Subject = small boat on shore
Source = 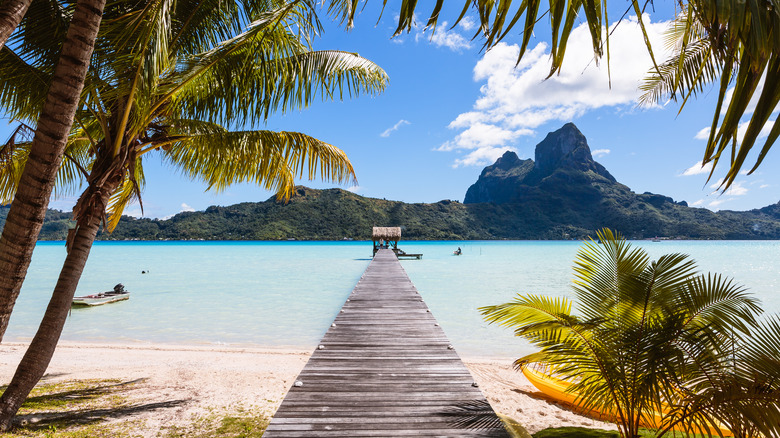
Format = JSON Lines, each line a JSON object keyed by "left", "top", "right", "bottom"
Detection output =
{"left": 72, "top": 284, "right": 130, "bottom": 307}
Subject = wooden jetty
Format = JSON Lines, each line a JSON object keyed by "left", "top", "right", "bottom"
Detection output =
{"left": 264, "top": 249, "right": 508, "bottom": 437}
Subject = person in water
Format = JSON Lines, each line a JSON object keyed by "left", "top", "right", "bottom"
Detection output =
{"left": 455, "top": 247, "right": 462, "bottom": 255}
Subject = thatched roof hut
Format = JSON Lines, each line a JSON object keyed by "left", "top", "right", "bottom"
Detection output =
{"left": 372, "top": 227, "right": 401, "bottom": 255}
{"left": 372, "top": 227, "right": 401, "bottom": 241}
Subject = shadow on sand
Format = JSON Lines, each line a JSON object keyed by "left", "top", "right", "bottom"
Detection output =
{"left": 6, "top": 378, "right": 188, "bottom": 431}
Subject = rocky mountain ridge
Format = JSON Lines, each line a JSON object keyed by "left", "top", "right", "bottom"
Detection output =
{"left": 5, "top": 123, "right": 780, "bottom": 240}
{"left": 466, "top": 123, "right": 620, "bottom": 204}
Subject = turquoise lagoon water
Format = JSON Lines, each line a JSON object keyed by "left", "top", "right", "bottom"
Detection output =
{"left": 6, "top": 240, "right": 780, "bottom": 358}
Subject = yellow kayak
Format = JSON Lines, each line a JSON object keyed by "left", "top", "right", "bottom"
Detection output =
{"left": 521, "top": 365, "right": 733, "bottom": 436}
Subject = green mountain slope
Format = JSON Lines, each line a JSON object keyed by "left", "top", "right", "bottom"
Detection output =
{"left": 3, "top": 184, "right": 778, "bottom": 241}
{"left": 3, "top": 123, "right": 780, "bottom": 241}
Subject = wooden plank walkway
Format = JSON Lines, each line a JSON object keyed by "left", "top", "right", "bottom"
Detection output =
{"left": 265, "top": 249, "right": 508, "bottom": 437}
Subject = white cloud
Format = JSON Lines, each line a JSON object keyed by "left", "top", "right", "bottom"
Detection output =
{"left": 591, "top": 149, "right": 610, "bottom": 157}
{"left": 380, "top": 119, "right": 411, "bottom": 137}
{"left": 708, "top": 179, "right": 748, "bottom": 196}
{"left": 440, "top": 15, "right": 672, "bottom": 166}
{"left": 681, "top": 161, "right": 713, "bottom": 176}
{"left": 438, "top": 123, "right": 532, "bottom": 152}
{"left": 454, "top": 146, "right": 516, "bottom": 168}
{"left": 709, "top": 199, "right": 727, "bottom": 208}
{"left": 417, "top": 21, "right": 472, "bottom": 51}
{"left": 690, "top": 199, "right": 704, "bottom": 206}
{"left": 761, "top": 184, "right": 770, "bottom": 189}
{"left": 346, "top": 185, "right": 361, "bottom": 193}
{"left": 723, "top": 182, "right": 748, "bottom": 196}
{"left": 458, "top": 16, "right": 477, "bottom": 31}
{"left": 694, "top": 127, "right": 710, "bottom": 140}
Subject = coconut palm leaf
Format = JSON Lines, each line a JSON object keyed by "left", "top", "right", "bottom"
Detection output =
{"left": 0, "top": 125, "right": 32, "bottom": 204}
{"left": 0, "top": 0, "right": 71, "bottom": 121}
{"left": 105, "top": 156, "right": 145, "bottom": 231}
{"left": 161, "top": 128, "right": 355, "bottom": 201}
{"left": 482, "top": 229, "right": 776, "bottom": 437}
{"left": 170, "top": 42, "right": 387, "bottom": 126}
{"left": 11, "top": 0, "right": 68, "bottom": 66}
{"left": 0, "top": 46, "right": 52, "bottom": 122}
{"left": 0, "top": 129, "right": 90, "bottom": 204}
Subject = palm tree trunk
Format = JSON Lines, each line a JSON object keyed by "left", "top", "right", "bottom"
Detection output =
{"left": 0, "top": 0, "right": 32, "bottom": 50}
{"left": 0, "top": 188, "right": 109, "bottom": 430}
{"left": 0, "top": 0, "right": 105, "bottom": 342}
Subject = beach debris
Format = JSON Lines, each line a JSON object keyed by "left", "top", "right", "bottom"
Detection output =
{"left": 293, "top": 380, "right": 303, "bottom": 387}
{"left": 331, "top": 323, "right": 337, "bottom": 327}
{"left": 318, "top": 345, "right": 325, "bottom": 350}
{"left": 472, "top": 382, "right": 479, "bottom": 387}
{"left": 447, "top": 345, "right": 454, "bottom": 350}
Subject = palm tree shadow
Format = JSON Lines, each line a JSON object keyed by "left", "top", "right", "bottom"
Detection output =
{"left": 15, "top": 399, "right": 189, "bottom": 430}
{"left": 440, "top": 400, "right": 511, "bottom": 436}
{"left": 511, "top": 388, "right": 606, "bottom": 422}
{"left": 10, "top": 378, "right": 189, "bottom": 431}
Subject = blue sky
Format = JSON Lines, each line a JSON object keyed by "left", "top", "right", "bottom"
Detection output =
{"left": 6, "top": 2, "right": 780, "bottom": 219}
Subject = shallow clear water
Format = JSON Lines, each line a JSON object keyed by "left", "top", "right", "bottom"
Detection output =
{"left": 6, "top": 240, "right": 780, "bottom": 358}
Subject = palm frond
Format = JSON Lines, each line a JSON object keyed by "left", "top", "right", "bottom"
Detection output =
{"left": 480, "top": 294, "right": 574, "bottom": 330}
{"left": 0, "top": 125, "right": 89, "bottom": 204}
{"left": 0, "top": 124, "right": 33, "bottom": 204}
{"left": 0, "top": 46, "right": 52, "bottom": 122}
{"left": 160, "top": 128, "right": 355, "bottom": 200}
{"left": 54, "top": 142, "right": 91, "bottom": 200}
{"left": 572, "top": 229, "right": 650, "bottom": 323}
{"left": 638, "top": 38, "right": 722, "bottom": 108}
{"left": 11, "top": 0, "right": 69, "bottom": 66}
{"left": 678, "top": 273, "right": 762, "bottom": 337}
{"left": 482, "top": 228, "right": 777, "bottom": 437}
{"left": 105, "top": 157, "right": 145, "bottom": 231}
{"left": 158, "top": 2, "right": 387, "bottom": 127}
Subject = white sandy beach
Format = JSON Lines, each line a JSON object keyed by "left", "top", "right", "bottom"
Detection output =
{"left": 0, "top": 342, "right": 615, "bottom": 436}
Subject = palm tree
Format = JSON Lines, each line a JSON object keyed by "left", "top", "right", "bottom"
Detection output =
{"left": 0, "top": 0, "right": 387, "bottom": 429}
{"left": 0, "top": 0, "right": 104, "bottom": 341}
{"left": 0, "top": 0, "right": 32, "bottom": 50}
{"left": 480, "top": 229, "right": 780, "bottom": 438}
{"left": 329, "top": 0, "right": 779, "bottom": 190}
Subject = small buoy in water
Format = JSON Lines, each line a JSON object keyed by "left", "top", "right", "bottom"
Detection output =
{"left": 141, "top": 270, "right": 146, "bottom": 274}
{"left": 331, "top": 323, "right": 337, "bottom": 327}
{"left": 293, "top": 380, "right": 303, "bottom": 387}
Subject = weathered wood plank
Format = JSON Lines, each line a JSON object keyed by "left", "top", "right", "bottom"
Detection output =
{"left": 264, "top": 249, "right": 509, "bottom": 437}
